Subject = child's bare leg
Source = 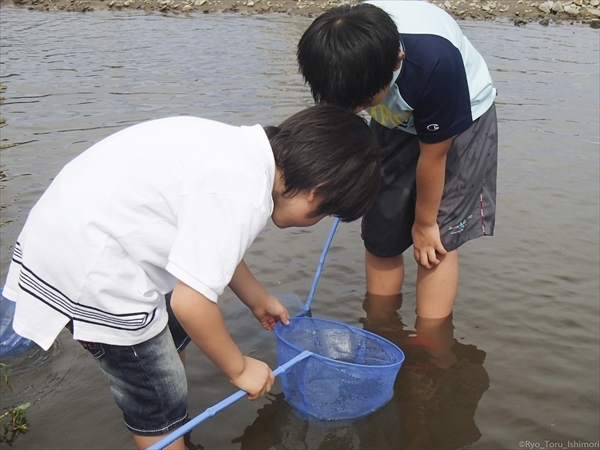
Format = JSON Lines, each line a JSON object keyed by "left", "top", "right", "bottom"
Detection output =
{"left": 362, "top": 292, "right": 403, "bottom": 321}
{"left": 365, "top": 250, "right": 405, "bottom": 296}
{"left": 414, "top": 314, "right": 457, "bottom": 368}
{"left": 134, "top": 434, "right": 185, "bottom": 450}
{"left": 415, "top": 249, "right": 458, "bottom": 319}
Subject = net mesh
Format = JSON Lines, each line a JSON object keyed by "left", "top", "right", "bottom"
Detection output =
{"left": 275, "top": 317, "right": 405, "bottom": 421}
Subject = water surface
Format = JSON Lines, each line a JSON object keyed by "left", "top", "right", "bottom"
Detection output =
{"left": 0, "top": 8, "right": 598, "bottom": 449}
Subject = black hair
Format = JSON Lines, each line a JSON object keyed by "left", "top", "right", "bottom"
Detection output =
{"left": 265, "top": 105, "right": 381, "bottom": 223}
{"left": 297, "top": 3, "right": 400, "bottom": 111}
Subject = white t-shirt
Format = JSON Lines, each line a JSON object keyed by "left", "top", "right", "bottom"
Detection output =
{"left": 3, "top": 116, "right": 275, "bottom": 350}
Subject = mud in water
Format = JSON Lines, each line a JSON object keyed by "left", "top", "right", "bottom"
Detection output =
{"left": 2, "top": 0, "right": 600, "bottom": 27}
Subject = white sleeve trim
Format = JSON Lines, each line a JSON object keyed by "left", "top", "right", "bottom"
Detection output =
{"left": 166, "top": 261, "right": 219, "bottom": 303}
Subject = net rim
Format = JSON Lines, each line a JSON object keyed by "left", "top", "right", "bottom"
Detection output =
{"left": 274, "top": 316, "right": 405, "bottom": 369}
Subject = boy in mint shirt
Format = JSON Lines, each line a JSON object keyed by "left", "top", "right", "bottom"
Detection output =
{"left": 298, "top": 1, "right": 498, "bottom": 320}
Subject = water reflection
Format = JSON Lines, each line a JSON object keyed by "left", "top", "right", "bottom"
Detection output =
{"left": 232, "top": 293, "right": 489, "bottom": 450}
{"left": 362, "top": 294, "right": 489, "bottom": 449}
{"left": 231, "top": 392, "right": 404, "bottom": 449}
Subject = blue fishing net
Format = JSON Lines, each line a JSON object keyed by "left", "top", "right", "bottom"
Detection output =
{"left": 274, "top": 317, "right": 404, "bottom": 421}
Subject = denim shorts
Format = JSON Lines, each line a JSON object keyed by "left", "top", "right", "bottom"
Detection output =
{"left": 361, "top": 104, "right": 498, "bottom": 256}
{"left": 75, "top": 293, "right": 192, "bottom": 436}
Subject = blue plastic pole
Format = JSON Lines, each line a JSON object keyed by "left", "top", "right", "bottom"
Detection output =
{"left": 300, "top": 216, "right": 340, "bottom": 316}
{"left": 147, "top": 350, "right": 312, "bottom": 450}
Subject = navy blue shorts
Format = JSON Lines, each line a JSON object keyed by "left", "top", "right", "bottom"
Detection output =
{"left": 75, "top": 293, "right": 192, "bottom": 436}
{"left": 361, "top": 104, "right": 498, "bottom": 257}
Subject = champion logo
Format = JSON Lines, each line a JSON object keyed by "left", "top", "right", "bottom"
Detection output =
{"left": 427, "top": 123, "right": 440, "bottom": 131}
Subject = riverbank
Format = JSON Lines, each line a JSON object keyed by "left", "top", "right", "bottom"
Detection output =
{"left": 2, "top": 0, "right": 600, "bottom": 27}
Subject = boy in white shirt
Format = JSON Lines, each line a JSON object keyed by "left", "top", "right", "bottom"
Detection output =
{"left": 2, "top": 105, "right": 381, "bottom": 449}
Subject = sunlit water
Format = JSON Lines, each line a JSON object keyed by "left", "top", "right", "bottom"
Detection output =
{"left": 0, "top": 7, "right": 598, "bottom": 449}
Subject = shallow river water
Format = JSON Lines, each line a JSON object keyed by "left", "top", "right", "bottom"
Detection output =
{"left": 0, "top": 7, "right": 598, "bottom": 450}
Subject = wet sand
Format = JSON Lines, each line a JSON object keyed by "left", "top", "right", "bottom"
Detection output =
{"left": 2, "top": 0, "right": 600, "bottom": 27}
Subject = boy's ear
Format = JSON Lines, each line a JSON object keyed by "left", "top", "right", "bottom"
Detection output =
{"left": 395, "top": 51, "right": 405, "bottom": 71}
{"left": 306, "top": 188, "right": 320, "bottom": 202}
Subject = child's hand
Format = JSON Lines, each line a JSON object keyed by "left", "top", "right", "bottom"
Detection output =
{"left": 411, "top": 223, "right": 447, "bottom": 269}
{"left": 229, "top": 260, "right": 290, "bottom": 330}
{"left": 229, "top": 356, "right": 275, "bottom": 400}
{"left": 251, "top": 295, "right": 290, "bottom": 331}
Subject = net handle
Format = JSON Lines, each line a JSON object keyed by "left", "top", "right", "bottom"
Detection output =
{"left": 299, "top": 217, "right": 340, "bottom": 316}
{"left": 147, "top": 350, "right": 312, "bottom": 450}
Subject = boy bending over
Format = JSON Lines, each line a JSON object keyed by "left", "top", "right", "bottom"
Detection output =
{"left": 298, "top": 1, "right": 498, "bottom": 319}
{"left": 2, "top": 105, "right": 381, "bottom": 449}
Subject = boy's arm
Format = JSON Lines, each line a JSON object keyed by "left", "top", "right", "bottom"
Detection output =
{"left": 413, "top": 137, "right": 453, "bottom": 269}
{"left": 228, "top": 260, "right": 290, "bottom": 331}
{"left": 170, "top": 280, "right": 274, "bottom": 399}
